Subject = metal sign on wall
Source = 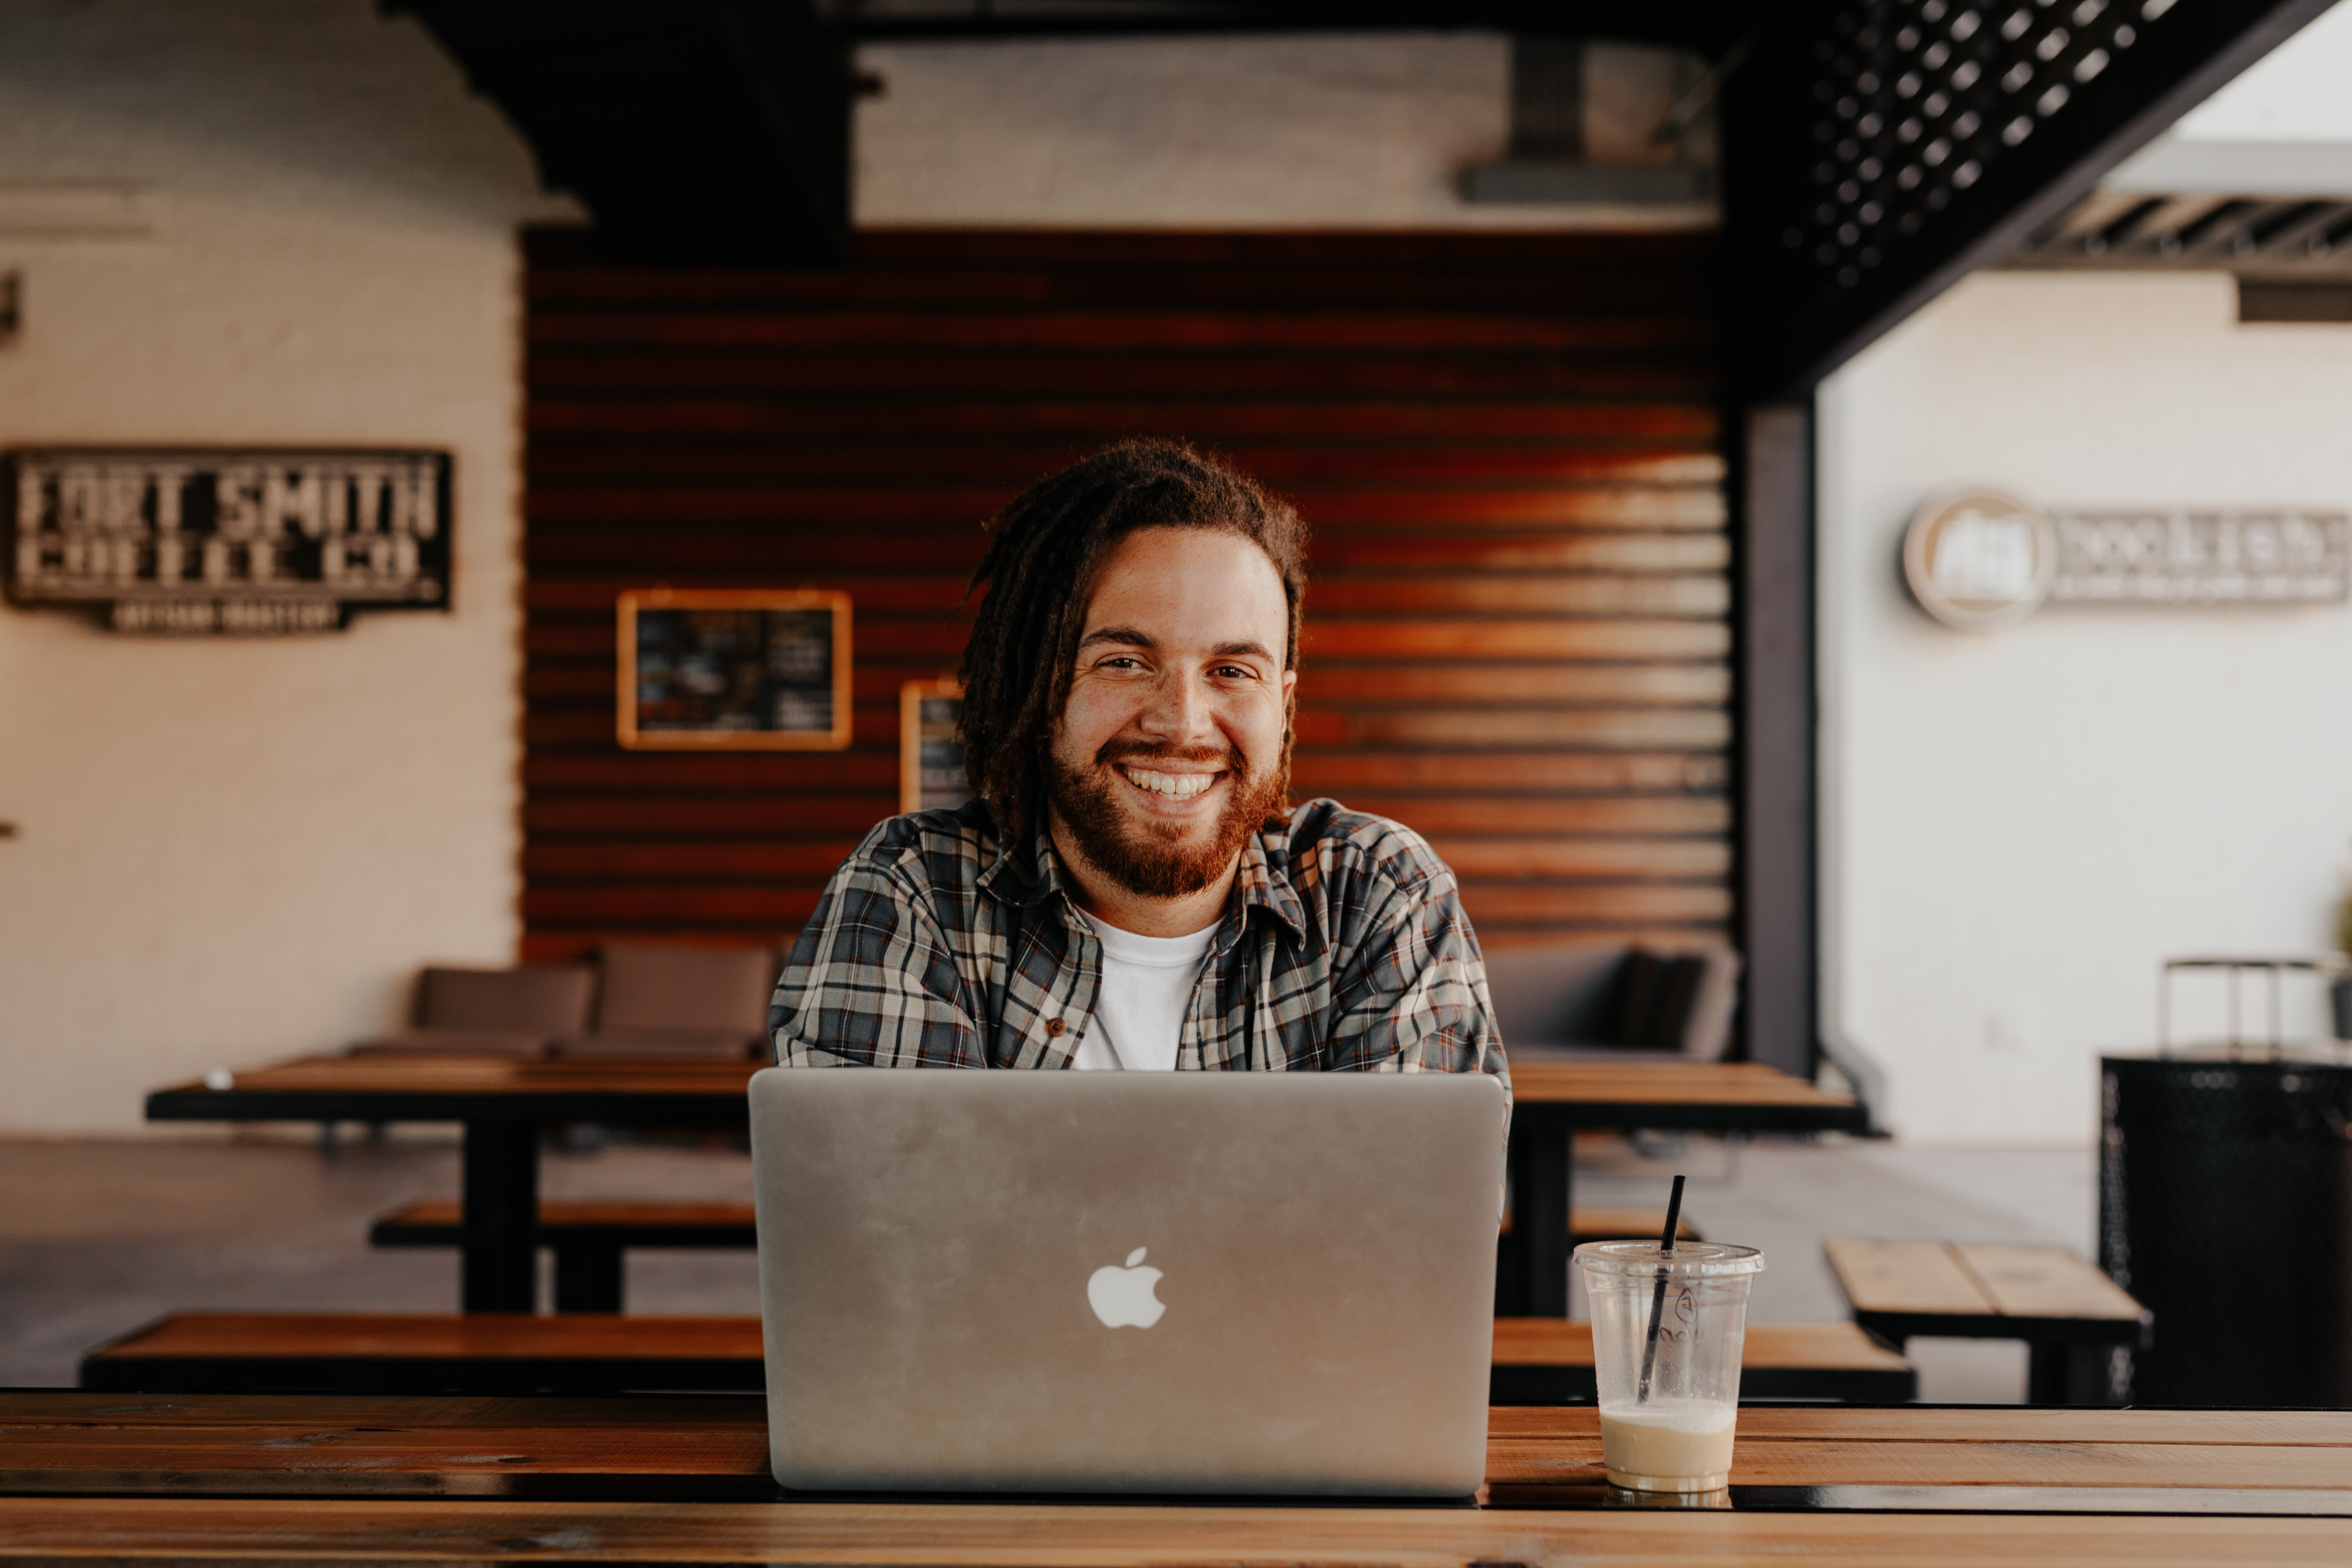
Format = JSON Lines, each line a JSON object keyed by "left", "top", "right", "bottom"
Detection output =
{"left": 1903, "top": 487, "right": 2351, "bottom": 632}
{"left": 4, "top": 448, "right": 452, "bottom": 634}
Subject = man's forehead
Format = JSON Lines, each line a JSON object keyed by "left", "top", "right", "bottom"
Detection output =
{"left": 1080, "top": 527, "right": 1287, "bottom": 643}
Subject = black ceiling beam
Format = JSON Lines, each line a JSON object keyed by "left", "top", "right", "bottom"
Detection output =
{"left": 818, "top": 2, "right": 1754, "bottom": 56}
{"left": 392, "top": 1, "right": 853, "bottom": 265}
{"left": 1725, "top": 0, "right": 2340, "bottom": 401}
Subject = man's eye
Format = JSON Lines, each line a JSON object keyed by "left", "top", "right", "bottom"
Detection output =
{"left": 1213, "top": 664, "right": 1256, "bottom": 680}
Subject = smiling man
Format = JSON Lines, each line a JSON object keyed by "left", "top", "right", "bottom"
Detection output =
{"left": 768, "top": 439, "right": 1505, "bottom": 1087}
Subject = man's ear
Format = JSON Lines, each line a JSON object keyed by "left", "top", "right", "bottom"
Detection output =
{"left": 1281, "top": 668, "right": 1298, "bottom": 704}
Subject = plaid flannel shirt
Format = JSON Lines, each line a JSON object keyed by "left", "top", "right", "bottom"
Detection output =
{"left": 768, "top": 796, "right": 1508, "bottom": 1097}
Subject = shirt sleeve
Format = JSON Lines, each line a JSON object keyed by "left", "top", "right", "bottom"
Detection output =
{"left": 1319, "top": 858, "right": 1511, "bottom": 1104}
{"left": 768, "top": 849, "right": 988, "bottom": 1068}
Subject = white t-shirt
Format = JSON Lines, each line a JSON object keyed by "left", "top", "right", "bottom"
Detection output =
{"left": 1069, "top": 911, "right": 1217, "bottom": 1072}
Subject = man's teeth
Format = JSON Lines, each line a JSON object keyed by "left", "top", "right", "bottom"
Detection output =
{"left": 1120, "top": 766, "right": 1216, "bottom": 800}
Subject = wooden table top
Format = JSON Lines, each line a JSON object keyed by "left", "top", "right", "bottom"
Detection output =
{"left": 6, "top": 1393, "right": 2349, "bottom": 1520}
{"left": 1, "top": 1495, "right": 2344, "bottom": 1566}
{"left": 158, "top": 1055, "right": 763, "bottom": 1098}
{"left": 1828, "top": 1239, "right": 2148, "bottom": 1322}
{"left": 145, "top": 1055, "right": 764, "bottom": 1126}
{"left": 149, "top": 1054, "right": 1856, "bottom": 1126}
{"left": 1510, "top": 1059, "right": 1853, "bottom": 1109}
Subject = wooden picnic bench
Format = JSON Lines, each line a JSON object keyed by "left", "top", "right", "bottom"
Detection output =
{"left": 1826, "top": 1239, "right": 2153, "bottom": 1405}
{"left": 82, "top": 1313, "right": 1909, "bottom": 1404}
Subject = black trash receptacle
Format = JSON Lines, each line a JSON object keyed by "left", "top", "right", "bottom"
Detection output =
{"left": 2100, "top": 1055, "right": 2352, "bottom": 1406}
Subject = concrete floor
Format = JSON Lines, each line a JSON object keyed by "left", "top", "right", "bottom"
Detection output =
{"left": 0, "top": 1130, "right": 2094, "bottom": 1400}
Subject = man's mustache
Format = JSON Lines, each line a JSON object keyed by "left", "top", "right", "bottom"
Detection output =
{"left": 1093, "top": 739, "right": 1244, "bottom": 773}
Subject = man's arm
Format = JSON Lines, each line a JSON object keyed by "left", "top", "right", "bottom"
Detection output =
{"left": 769, "top": 850, "right": 988, "bottom": 1068}
{"left": 1318, "top": 855, "right": 1509, "bottom": 1095}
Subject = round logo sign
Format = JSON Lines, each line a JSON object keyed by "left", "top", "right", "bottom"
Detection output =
{"left": 1901, "top": 486, "right": 2056, "bottom": 631}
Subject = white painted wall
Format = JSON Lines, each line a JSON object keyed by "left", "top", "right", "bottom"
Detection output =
{"left": 854, "top": 33, "right": 1713, "bottom": 230}
{"left": 2111, "top": 0, "right": 2352, "bottom": 191}
{"left": 1818, "top": 272, "right": 2352, "bottom": 1145}
{"left": 0, "top": 0, "right": 571, "bottom": 1130}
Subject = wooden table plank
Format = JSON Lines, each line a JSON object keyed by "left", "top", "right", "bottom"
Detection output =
{"left": 157, "top": 1056, "right": 761, "bottom": 1098}
{"left": 1512, "top": 1061, "right": 1855, "bottom": 1110}
{"left": 1826, "top": 1240, "right": 1997, "bottom": 1315}
{"left": 0, "top": 1496, "right": 2343, "bottom": 1565}
{"left": 1491, "top": 1319, "right": 1910, "bottom": 1373}
{"left": 1956, "top": 1245, "right": 2146, "bottom": 1322}
{"left": 0, "top": 1392, "right": 764, "bottom": 1428}
{"left": 90, "top": 1313, "right": 765, "bottom": 1362}
{"left": 1490, "top": 1406, "right": 2352, "bottom": 1446}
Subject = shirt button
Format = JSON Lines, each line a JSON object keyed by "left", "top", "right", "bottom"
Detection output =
{"left": 1046, "top": 1018, "right": 1065, "bottom": 1037}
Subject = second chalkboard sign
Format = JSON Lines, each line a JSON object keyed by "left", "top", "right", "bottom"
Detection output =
{"left": 616, "top": 589, "right": 852, "bottom": 750}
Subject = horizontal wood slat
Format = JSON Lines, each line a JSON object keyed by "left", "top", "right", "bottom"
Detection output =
{"left": 525, "top": 233, "right": 1729, "bottom": 954}
{"left": 528, "top": 310, "right": 1717, "bottom": 353}
{"left": 530, "top": 400, "right": 1722, "bottom": 443}
{"left": 526, "top": 486, "right": 1726, "bottom": 530}
{"left": 528, "top": 356, "right": 1715, "bottom": 399}
{"left": 528, "top": 446, "right": 1725, "bottom": 487}
{"left": 520, "top": 795, "right": 1733, "bottom": 840}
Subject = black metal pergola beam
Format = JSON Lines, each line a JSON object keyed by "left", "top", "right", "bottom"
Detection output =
{"left": 1724, "top": 0, "right": 2340, "bottom": 401}
{"left": 821, "top": 1, "right": 1750, "bottom": 53}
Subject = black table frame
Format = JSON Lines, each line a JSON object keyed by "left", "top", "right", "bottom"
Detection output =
{"left": 1498, "top": 1097, "right": 1867, "bottom": 1317}
{"left": 148, "top": 1081, "right": 752, "bottom": 1314}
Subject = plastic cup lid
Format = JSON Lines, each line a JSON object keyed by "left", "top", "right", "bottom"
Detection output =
{"left": 1572, "top": 1240, "right": 1765, "bottom": 1277}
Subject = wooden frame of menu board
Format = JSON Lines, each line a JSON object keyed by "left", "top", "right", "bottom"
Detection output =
{"left": 615, "top": 589, "right": 852, "bottom": 750}
{"left": 899, "top": 677, "right": 968, "bottom": 813}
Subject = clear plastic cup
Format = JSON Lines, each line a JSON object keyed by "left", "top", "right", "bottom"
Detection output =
{"left": 1573, "top": 1240, "right": 1766, "bottom": 1493}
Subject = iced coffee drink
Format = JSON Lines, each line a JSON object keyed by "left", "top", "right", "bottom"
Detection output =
{"left": 1573, "top": 1240, "right": 1765, "bottom": 1493}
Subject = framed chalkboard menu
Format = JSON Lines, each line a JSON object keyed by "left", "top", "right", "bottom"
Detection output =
{"left": 616, "top": 589, "right": 851, "bottom": 750}
{"left": 899, "top": 678, "right": 969, "bottom": 812}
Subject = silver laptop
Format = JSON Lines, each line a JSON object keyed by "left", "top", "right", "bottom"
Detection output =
{"left": 748, "top": 1068, "right": 1504, "bottom": 1496}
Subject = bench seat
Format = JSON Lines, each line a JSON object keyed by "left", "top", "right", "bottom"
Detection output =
{"left": 1491, "top": 1318, "right": 1915, "bottom": 1403}
{"left": 82, "top": 1313, "right": 767, "bottom": 1395}
{"left": 84, "top": 1313, "right": 1913, "bottom": 1403}
{"left": 371, "top": 1200, "right": 760, "bottom": 1314}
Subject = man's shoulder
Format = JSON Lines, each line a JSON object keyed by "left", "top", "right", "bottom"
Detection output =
{"left": 842, "top": 799, "right": 1003, "bottom": 892}
{"left": 1278, "top": 798, "right": 1454, "bottom": 899}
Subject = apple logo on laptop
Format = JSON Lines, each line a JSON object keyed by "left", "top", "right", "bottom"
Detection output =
{"left": 1087, "top": 1246, "right": 1166, "bottom": 1329}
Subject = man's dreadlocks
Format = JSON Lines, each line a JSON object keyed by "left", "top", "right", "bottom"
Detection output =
{"left": 957, "top": 438, "right": 1307, "bottom": 842}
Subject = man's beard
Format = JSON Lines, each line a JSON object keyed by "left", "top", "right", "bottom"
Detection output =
{"left": 1046, "top": 737, "right": 1286, "bottom": 900}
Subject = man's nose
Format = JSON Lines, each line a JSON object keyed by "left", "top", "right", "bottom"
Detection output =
{"left": 1138, "top": 667, "right": 1216, "bottom": 742}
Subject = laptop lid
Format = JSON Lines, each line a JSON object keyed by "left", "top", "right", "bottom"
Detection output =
{"left": 749, "top": 1068, "right": 1504, "bottom": 1496}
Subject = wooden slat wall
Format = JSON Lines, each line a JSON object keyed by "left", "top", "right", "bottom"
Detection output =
{"left": 523, "top": 232, "right": 1728, "bottom": 962}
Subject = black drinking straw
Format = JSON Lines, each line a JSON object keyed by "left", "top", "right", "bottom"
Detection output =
{"left": 1635, "top": 1173, "right": 1687, "bottom": 1404}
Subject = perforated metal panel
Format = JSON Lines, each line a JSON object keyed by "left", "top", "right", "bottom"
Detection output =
{"left": 1793, "top": 0, "right": 2171, "bottom": 293}
{"left": 1725, "top": 0, "right": 2335, "bottom": 393}
{"left": 2101, "top": 1057, "right": 2352, "bottom": 1406}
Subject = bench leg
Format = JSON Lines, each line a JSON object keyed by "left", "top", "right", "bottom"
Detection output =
{"left": 2028, "top": 1340, "right": 2131, "bottom": 1406}
{"left": 553, "top": 1240, "right": 625, "bottom": 1314}
{"left": 461, "top": 1120, "right": 540, "bottom": 1314}
{"left": 1500, "top": 1124, "right": 1573, "bottom": 1317}
{"left": 2026, "top": 1340, "right": 2068, "bottom": 1405}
